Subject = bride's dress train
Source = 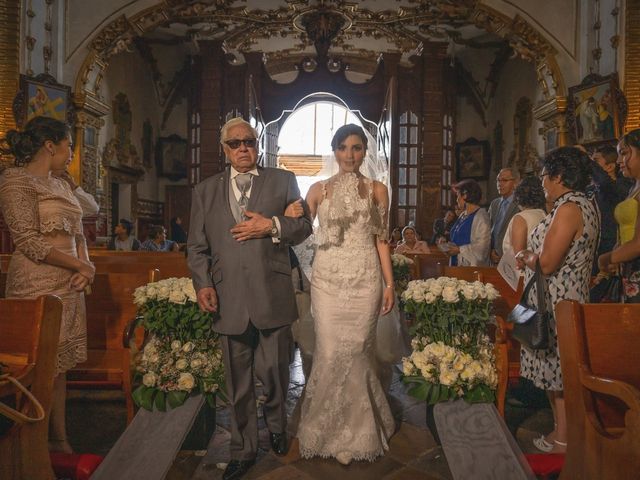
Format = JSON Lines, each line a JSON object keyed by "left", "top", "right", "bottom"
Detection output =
{"left": 296, "top": 173, "right": 396, "bottom": 462}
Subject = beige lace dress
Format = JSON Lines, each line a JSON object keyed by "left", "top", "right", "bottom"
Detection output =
{"left": 0, "top": 167, "right": 87, "bottom": 374}
{"left": 297, "top": 173, "right": 396, "bottom": 462}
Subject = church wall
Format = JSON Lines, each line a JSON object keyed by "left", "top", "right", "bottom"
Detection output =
{"left": 101, "top": 49, "right": 161, "bottom": 216}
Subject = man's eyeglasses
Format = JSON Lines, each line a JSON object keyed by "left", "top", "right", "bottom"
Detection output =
{"left": 225, "top": 138, "right": 257, "bottom": 149}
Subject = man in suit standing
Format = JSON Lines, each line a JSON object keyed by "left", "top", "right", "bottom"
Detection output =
{"left": 188, "top": 117, "right": 312, "bottom": 480}
{"left": 489, "top": 167, "right": 520, "bottom": 265}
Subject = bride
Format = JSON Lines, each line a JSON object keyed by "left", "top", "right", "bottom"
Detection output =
{"left": 296, "top": 124, "right": 396, "bottom": 465}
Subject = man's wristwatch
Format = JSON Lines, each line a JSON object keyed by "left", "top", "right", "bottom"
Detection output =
{"left": 269, "top": 217, "right": 279, "bottom": 237}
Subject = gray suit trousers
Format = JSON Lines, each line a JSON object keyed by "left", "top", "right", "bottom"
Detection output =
{"left": 220, "top": 323, "right": 294, "bottom": 460}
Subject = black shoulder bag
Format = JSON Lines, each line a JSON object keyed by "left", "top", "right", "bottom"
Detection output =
{"left": 507, "top": 260, "right": 550, "bottom": 350}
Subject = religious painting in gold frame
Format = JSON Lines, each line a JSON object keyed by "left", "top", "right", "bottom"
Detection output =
{"left": 14, "top": 74, "right": 72, "bottom": 127}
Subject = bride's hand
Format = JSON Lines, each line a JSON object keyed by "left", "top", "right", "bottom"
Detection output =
{"left": 284, "top": 199, "right": 304, "bottom": 218}
{"left": 381, "top": 286, "right": 394, "bottom": 315}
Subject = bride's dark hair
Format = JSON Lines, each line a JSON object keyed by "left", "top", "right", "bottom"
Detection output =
{"left": 331, "top": 123, "right": 368, "bottom": 151}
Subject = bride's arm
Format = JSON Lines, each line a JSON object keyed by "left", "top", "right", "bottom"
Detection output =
{"left": 305, "top": 182, "right": 322, "bottom": 222}
{"left": 373, "top": 181, "right": 394, "bottom": 315}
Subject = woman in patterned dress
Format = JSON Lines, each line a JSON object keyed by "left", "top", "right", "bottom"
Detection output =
{"left": 0, "top": 117, "right": 95, "bottom": 453}
{"left": 516, "top": 147, "right": 599, "bottom": 454}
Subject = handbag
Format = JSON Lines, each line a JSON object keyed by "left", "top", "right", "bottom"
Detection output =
{"left": 507, "top": 260, "right": 550, "bottom": 350}
{"left": 0, "top": 371, "right": 45, "bottom": 424}
{"left": 600, "top": 274, "right": 623, "bottom": 303}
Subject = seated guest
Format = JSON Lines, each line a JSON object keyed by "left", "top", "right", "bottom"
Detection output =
{"left": 446, "top": 179, "right": 491, "bottom": 266}
{"left": 389, "top": 227, "right": 402, "bottom": 249}
{"left": 395, "top": 225, "right": 431, "bottom": 254}
{"left": 141, "top": 224, "right": 179, "bottom": 252}
{"left": 170, "top": 216, "right": 188, "bottom": 243}
{"left": 108, "top": 219, "right": 141, "bottom": 251}
{"left": 502, "top": 176, "right": 546, "bottom": 271}
{"left": 431, "top": 209, "right": 457, "bottom": 244}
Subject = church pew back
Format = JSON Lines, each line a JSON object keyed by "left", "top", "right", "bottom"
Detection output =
{"left": 1, "top": 295, "right": 62, "bottom": 480}
{"left": 556, "top": 300, "right": 640, "bottom": 480}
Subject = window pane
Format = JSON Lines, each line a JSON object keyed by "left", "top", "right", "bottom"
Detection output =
{"left": 399, "top": 148, "right": 407, "bottom": 165}
{"left": 398, "top": 189, "right": 406, "bottom": 206}
{"left": 410, "top": 112, "right": 418, "bottom": 123}
{"left": 409, "top": 167, "right": 417, "bottom": 185}
{"left": 400, "top": 112, "right": 408, "bottom": 123}
{"left": 398, "top": 168, "right": 406, "bottom": 185}
{"left": 400, "top": 126, "right": 407, "bottom": 144}
{"left": 408, "top": 208, "right": 416, "bottom": 224}
{"left": 410, "top": 147, "right": 417, "bottom": 165}
{"left": 408, "top": 189, "right": 416, "bottom": 206}
{"left": 441, "top": 190, "right": 446, "bottom": 205}
{"left": 442, "top": 170, "right": 447, "bottom": 184}
{"left": 410, "top": 127, "right": 418, "bottom": 144}
{"left": 398, "top": 209, "right": 406, "bottom": 227}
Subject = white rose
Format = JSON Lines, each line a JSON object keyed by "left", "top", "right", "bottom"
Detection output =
{"left": 190, "top": 358, "right": 203, "bottom": 369}
{"left": 442, "top": 286, "right": 459, "bottom": 303}
{"left": 171, "top": 340, "right": 182, "bottom": 351}
{"left": 177, "top": 372, "right": 195, "bottom": 391}
{"left": 169, "top": 289, "right": 186, "bottom": 304}
{"left": 486, "top": 284, "right": 500, "bottom": 301}
{"left": 402, "top": 357, "right": 416, "bottom": 376}
{"left": 149, "top": 353, "right": 159, "bottom": 363}
{"left": 146, "top": 286, "right": 158, "bottom": 299}
{"left": 175, "top": 358, "right": 188, "bottom": 370}
{"left": 462, "top": 285, "right": 478, "bottom": 300}
{"left": 142, "top": 372, "right": 157, "bottom": 387}
{"left": 182, "top": 342, "right": 195, "bottom": 353}
{"left": 157, "top": 286, "right": 170, "bottom": 300}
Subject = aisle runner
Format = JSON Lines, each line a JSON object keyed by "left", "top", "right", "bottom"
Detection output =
{"left": 434, "top": 400, "right": 536, "bottom": 480}
{"left": 91, "top": 394, "right": 204, "bottom": 480}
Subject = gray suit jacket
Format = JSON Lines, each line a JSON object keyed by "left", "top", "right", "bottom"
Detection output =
{"left": 488, "top": 196, "right": 519, "bottom": 257}
{"left": 187, "top": 166, "right": 312, "bottom": 335}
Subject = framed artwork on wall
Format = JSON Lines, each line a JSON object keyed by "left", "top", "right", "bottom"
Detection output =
{"left": 156, "top": 134, "right": 187, "bottom": 180}
{"left": 455, "top": 137, "right": 490, "bottom": 180}
{"left": 568, "top": 73, "right": 626, "bottom": 147}
{"left": 13, "top": 74, "right": 72, "bottom": 127}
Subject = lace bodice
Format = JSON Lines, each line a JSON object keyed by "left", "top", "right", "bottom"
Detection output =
{"left": 314, "top": 173, "right": 388, "bottom": 250}
{"left": 0, "top": 167, "right": 84, "bottom": 262}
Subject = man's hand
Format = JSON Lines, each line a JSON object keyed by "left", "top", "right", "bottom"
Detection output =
{"left": 490, "top": 249, "right": 500, "bottom": 264}
{"left": 285, "top": 199, "right": 304, "bottom": 218}
{"left": 230, "top": 211, "right": 271, "bottom": 242}
{"left": 197, "top": 287, "right": 218, "bottom": 313}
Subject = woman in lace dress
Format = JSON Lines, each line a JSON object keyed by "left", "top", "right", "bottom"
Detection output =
{"left": 0, "top": 117, "right": 95, "bottom": 453}
{"left": 296, "top": 124, "right": 396, "bottom": 465}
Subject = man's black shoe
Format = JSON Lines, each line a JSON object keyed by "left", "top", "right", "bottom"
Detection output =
{"left": 222, "top": 459, "right": 255, "bottom": 480}
{"left": 269, "top": 432, "right": 289, "bottom": 456}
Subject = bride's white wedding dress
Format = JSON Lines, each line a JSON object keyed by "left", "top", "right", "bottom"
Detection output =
{"left": 297, "top": 173, "right": 396, "bottom": 462}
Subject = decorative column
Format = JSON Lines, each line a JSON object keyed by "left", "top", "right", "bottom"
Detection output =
{"left": 419, "top": 43, "right": 447, "bottom": 239}
{"left": 533, "top": 96, "right": 568, "bottom": 152}
{"left": 0, "top": 0, "right": 20, "bottom": 165}
{"left": 625, "top": 0, "right": 640, "bottom": 132}
{"left": 199, "top": 40, "right": 225, "bottom": 180}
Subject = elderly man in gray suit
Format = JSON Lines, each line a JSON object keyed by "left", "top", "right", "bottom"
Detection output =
{"left": 187, "top": 117, "right": 312, "bottom": 480}
{"left": 489, "top": 167, "right": 520, "bottom": 265}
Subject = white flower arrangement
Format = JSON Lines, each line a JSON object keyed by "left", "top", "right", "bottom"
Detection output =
{"left": 132, "top": 277, "right": 225, "bottom": 411}
{"left": 402, "top": 276, "right": 499, "bottom": 404}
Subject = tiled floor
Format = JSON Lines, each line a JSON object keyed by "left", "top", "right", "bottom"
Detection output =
{"left": 67, "top": 350, "right": 552, "bottom": 479}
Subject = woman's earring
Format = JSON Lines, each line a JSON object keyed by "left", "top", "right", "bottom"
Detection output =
{"left": 50, "top": 150, "right": 55, "bottom": 156}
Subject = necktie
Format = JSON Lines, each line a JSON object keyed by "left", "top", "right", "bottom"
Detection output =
{"left": 235, "top": 173, "right": 252, "bottom": 219}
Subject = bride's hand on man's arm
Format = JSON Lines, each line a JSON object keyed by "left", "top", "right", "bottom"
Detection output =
{"left": 284, "top": 199, "right": 304, "bottom": 218}
{"left": 381, "top": 286, "right": 394, "bottom": 315}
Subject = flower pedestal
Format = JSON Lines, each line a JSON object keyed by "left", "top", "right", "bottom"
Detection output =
{"left": 426, "top": 403, "right": 441, "bottom": 445}
{"left": 181, "top": 396, "right": 216, "bottom": 451}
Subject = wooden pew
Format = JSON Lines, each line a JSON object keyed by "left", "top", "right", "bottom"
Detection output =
{"left": 403, "top": 252, "right": 449, "bottom": 280}
{"left": 556, "top": 300, "right": 640, "bottom": 480}
{"left": 1, "top": 296, "right": 63, "bottom": 480}
{"left": 68, "top": 270, "right": 156, "bottom": 424}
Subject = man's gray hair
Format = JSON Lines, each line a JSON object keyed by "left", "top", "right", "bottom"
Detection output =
{"left": 500, "top": 167, "right": 520, "bottom": 181}
{"left": 220, "top": 117, "right": 259, "bottom": 144}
